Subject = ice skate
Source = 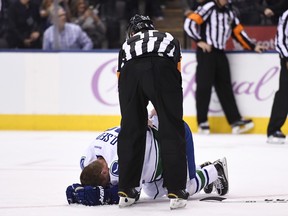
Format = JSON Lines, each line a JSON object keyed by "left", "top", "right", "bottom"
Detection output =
{"left": 118, "top": 188, "right": 140, "bottom": 208}
{"left": 213, "top": 157, "right": 229, "bottom": 196}
{"left": 267, "top": 131, "right": 286, "bottom": 144}
{"left": 231, "top": 119, "right": 254, "bottom": 134}
{"left": 198, "top": 121, "right": 210, "bottom": 134}
{"left": 168, "top": 189, "right": 189, "bottom": 210}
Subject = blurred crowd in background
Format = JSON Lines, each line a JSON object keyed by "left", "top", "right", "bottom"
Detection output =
{"left": 0, "top": 0, "right": 286, "bottom": 50}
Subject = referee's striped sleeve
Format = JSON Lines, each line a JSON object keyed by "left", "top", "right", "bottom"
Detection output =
{"left": 275, "top": 10, "right": 288, "bottom": 59}
{"left": 184, "top": 17, "right": 201, "bottom": 41}
{"left": 184, "top": 2, "right": 214, "bottom": 42}
{"left": 231, "top": 17, "right": 255, "bottom": 50}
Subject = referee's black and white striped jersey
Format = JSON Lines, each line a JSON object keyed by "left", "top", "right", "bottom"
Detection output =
{"left": 117, "top": 30, "right": 181, "bottom": 70}
{"left": 275, "top": 9, "right": 288, "bottom": 59}
{"left": 184, "top": 1, "right": 255, "bottom": 50}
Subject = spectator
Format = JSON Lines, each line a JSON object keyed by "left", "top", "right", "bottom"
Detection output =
{"left": 6, "top": 0, "right": 42, "bottom": 49}
{"left": 0, "top": 0, "right": 9, "bottom": 48}
{"left": 267, "top": 9, "right": 288, "bottom": 144}
{"left": 39, "top": 0, "right": 53, "bottom": 29}
{"left": 260, "top": 0, "right": 288, "bottom": 25}
{"left": 42, "top": 6, "right": 92, "bottom": 50}
{"left": 231, "top": 0, "right": 263, "bottom": 25}
{"left": 39, "top": 0, "right": 72, "bottom": 29}
{"left": 184, "top": 0, "right": 267, "bottom": 134}
{"left": 70, "top": 0, "right": 106, "bottom": 48}
{"left": 87, "top": 0, "right": 121, "bottom": 48}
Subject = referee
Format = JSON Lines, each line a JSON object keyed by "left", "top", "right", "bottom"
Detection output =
{"left": 267, "top": 9, "right": 288, "bottom": 144}
{"left": 184, "top": 0, "right": 266, "bottom": 134}
{"left": 117, "top": 14, "right": 188, "bottom": 209}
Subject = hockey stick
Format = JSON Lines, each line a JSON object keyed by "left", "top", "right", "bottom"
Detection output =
{"left": 199, "top": 196, "right": 288, "bottom": 203}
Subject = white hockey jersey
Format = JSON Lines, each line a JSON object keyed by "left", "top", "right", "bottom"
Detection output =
{"left": 80, "top": 117, "right": 161, "bottom": 187}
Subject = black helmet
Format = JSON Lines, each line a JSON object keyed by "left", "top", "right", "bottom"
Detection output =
{"left": 126, "top": 14, "right": 155, "bottom": 39}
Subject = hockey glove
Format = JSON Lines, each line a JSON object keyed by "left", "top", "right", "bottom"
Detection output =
{"left": 66, "top": 183, "right": 82, "bottom": 204}
{"left": 74, "top": 185, "right": 120, "bottom": 206}
{"left": 106, "top": 184, "right": 120, "bottom": 204}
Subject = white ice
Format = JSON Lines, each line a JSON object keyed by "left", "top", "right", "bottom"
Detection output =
{"left": 0, "top": 131, "right": 288, "bottom": 216}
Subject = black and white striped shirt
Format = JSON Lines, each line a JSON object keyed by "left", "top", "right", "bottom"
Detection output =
{"left": 117, "top": 30, "right": 181, "bottom": 70}
{"left": 275, "top": 9, "right": 288, "bottom": 59}
{"left": 184, "top": 1, "right": 255, "bottom": 50}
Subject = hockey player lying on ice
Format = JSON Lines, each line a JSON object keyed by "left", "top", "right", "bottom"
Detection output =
{"left": 66, "top": 115, "right": 229, "bottom": 206}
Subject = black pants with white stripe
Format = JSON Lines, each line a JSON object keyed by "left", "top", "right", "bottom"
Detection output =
{"left": 117, "top": 55, "right": 187, "bottom": 192}
{"left": 267, "top": 57, "right": 288, "bottom": 136}
{"left": 195, "top": 48, "right": 242, "bottom": 125}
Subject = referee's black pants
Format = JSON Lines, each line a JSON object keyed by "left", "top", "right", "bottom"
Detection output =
{"left": 118, "top": 55, "right": 187, "bottom": 191}
{"left": 195, "top": 48, "right": 241, "bottom": 125}
{"left": 267, "top": 57, "right": 288, "bottom": 136}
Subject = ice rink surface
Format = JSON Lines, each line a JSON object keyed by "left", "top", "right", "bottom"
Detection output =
{"left": 0, "top": 130, "right": 288, "bottom": 216}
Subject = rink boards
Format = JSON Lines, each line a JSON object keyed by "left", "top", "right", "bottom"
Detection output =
{"left": 0, "top": 51, "right": 287, "bottom": 133}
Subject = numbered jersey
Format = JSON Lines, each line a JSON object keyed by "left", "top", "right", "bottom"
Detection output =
{"left": 80, "top": 118, "right": 161, "bottom": 186}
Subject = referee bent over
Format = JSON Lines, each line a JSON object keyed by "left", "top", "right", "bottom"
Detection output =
{"left": 184, "top": 0, "right": 267, "bottom": 134}
{"left": 117, "top": 14, "right": 188, "bottom": 209}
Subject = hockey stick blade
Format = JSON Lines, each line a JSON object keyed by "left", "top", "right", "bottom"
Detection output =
{"left": 200, "top": 196, "right": 288, "bottom": 203}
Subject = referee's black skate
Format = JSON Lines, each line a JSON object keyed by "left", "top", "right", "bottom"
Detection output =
{"left": 231, "top": 119, "right": 254, "bottom": 134}
{"left": 267, "top": 130, "right": 286, "bottom": 144}
{"left": 213, "top": 157, "right": 229, "bottom": 196}
{"left": 118, "top": 188, "right": 140, "bottom": 208}
{"left": 168, "top": 189, "right": 189, "bottom": 210}
{"left": 198, "top": 121, "right": 210, "bottom": 134}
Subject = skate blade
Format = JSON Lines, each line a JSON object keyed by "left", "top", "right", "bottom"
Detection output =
{"left": 267, "top": 137, "right": 285, "bottom": 144}
{"left": 169, "top": 199, "right": 187, "bottom": 210}
{"left": 118, "top": 197, "right": 136, "bottom": 208}
{"left": 220, "top": 157, "right": 228, "bottom": 180}
{"left": 198, "top": 128, "right": 210, "bottom": 135}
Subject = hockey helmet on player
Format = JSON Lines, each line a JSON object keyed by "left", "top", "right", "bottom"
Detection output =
{"left": 126, "top": 14, "right": 155, "bottom": 39}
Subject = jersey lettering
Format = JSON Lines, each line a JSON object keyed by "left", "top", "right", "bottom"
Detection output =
{"left": 110, "top": 137, "right": 118, "bottom": 145}
{"left": 96, "top": 132, "right": 117, "bottom": 144}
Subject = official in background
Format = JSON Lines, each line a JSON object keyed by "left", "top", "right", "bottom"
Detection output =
{"left": 184, "top": 0, "right": 266, "bottom": 134}
{"left": 267, "top": 9, "right": 288, "bottom": 144}
{"left": 116, "top": 14, "right": 189, "bottom": 209}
